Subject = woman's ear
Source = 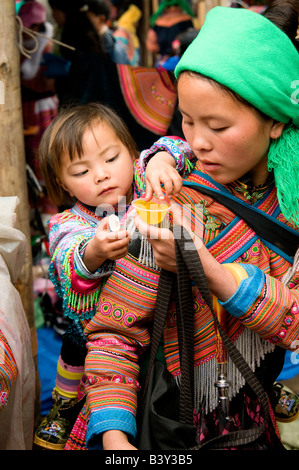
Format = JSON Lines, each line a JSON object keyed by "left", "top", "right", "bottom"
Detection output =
{"left": 270, "top": 121, "right": 285, "bottom": 140}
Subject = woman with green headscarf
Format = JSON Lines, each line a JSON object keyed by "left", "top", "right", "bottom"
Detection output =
{"left": 135, "top": 0, "right": 299, "bottom": 449}
{"left": 146, "top": 0, "right": 195, "bottom": 67}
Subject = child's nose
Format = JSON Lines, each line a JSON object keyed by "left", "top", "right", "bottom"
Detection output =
{"left": 95, "top": 165, "right": 109, "bottom": 183}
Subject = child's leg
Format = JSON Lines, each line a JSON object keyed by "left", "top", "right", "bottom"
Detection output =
{"left": 55, "top": 331, "right": 87, "bottom": 400}
{"left": 34, "top": 323, "right": 87, "bottom": 450}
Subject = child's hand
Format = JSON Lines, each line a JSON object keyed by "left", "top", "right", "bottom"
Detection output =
{"left": 83, "top": 217, "right": 130, "bottom": 272}
{"left": 94, "top": 218, "right": 130, "bottom": 259}
{"left": 144, "top": 151, "right": 183, "bottom": 201}
{"left": 102, "top": 430, "right": 137, "bottom": 450}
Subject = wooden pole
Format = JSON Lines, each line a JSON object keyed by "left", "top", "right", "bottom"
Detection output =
{"left": 0, "top": 0, "right": 40, "bottom": 425}
{"left": 197, "top": 0, "right": 206, "bottom": 27}
{"left": 140, "top": 0, "right": 153, "bottom": 67}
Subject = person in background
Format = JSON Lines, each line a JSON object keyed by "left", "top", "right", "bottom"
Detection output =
{"left": 18, "top": 0, "right": 58, "bottom": 179}
{"left": 146, "top": 0, "right": 195, "bottom": 67}
{"left": 82, "top": 0, "right": 132, "bottom": 64}
{"left": 113, "top": 3, "right": 142, "bottom": 66}
{"left": 0, "top": 197, "right": 35, "bottom": 450}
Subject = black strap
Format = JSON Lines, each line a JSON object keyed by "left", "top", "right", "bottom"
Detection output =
{"left": 174, "top": 233, "right": 194, "bottom": 424}
{"left": 175, "top": 227, "right": 269, "bottom": 449}
{"left": 141, "top": 268, "right": 175, "bottom": 401}
{"left": 183, "top": 182, "right": 299, "bottom": 258}
{"left": 142, "top": 226, "right": 270, "bottom": 449}
{"left": 140, "top": 249, "right": 194, "bottom": 425}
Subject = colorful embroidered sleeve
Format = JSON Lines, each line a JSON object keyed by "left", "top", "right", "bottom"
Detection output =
{"left": 48, "top": 208, "right": 114, "bottom": 321}
{"left": 82, "top": 248, "right": 161, "bottom": 448}
{"left": 138, "top": 136, "right": 196, "bottom": 176}
{"left": 0, "top": 328, "right": 18, "bottom": 408}
{"left": 219, "top": 261, "right": 299, "bottom": 349}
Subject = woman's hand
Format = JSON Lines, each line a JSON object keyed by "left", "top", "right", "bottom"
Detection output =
{"left": 144, "top": 151, "right": 183, "bottom": 201}
{"left": 83, "top": 217, "right": 130, "bottom": 273}
{"left": 135, "top": 212, "right": 177, "bottom": 271}
{"left": 134, "top": 201, "right": 203, "bottom": 272}
{"left": 135, "top": 202, "right": 238, "bottom": 302}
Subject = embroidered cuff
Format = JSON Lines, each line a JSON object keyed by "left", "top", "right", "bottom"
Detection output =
{"left": 139, "top": 137, "right": 185, "bottom": 172}
{"left": 74, "top": 240, "right": 115, "bottom": 279}
{"left": 219, "top": 264, "right": 265, "bottom": 318}
{"left": 86, "top": 407, "right": 137, "bottom": 449}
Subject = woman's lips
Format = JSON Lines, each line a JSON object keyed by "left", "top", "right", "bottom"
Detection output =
{"left": 201, "top": 161, "right": 221, "bottom": 172}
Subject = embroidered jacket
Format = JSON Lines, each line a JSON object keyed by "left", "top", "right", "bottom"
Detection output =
{"left": 48, "top": 152, "right": 186, "bottom": 322}
{"left": 47, "top": 151, "right": 188, "bottom": 447}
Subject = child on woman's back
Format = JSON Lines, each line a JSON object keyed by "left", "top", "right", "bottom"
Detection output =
{"left": 34, "top": 102, "right": 190, "bottom": 450}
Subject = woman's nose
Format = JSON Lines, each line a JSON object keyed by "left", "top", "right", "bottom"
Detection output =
{"left": 192, "top": 132, "right": 213, "bottom": 152}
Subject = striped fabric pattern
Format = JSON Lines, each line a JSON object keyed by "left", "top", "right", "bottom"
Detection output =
{"left": 152, "top": 140, "right": 299, "bottom": 379}
{"left": 117, "top": 65, "right": 177, "bottom": 135}
{"left": 83, "top": 251, "right": 160, "bottom": 422}
{"left": 56, "top": 357, "right": 85, "bottom": 399}
{"left": 0, "top": 329, "right": 17, "bottom": 408}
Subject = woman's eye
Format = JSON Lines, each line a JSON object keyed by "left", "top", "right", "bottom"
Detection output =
{"left": 211, "top": 126, "right": 228, "bottom": 132}
{"left": 183, "top": 120, "right": 193, "bottom": 126}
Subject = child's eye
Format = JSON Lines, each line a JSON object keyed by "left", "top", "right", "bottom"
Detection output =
{"left": 107, "top": 155, "right": 118, "bottom": 163}
{"left": 73, "top": 169, "right": 88, "bottom": 177}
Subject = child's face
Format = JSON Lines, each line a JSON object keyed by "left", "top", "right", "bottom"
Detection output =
{"left": 178, "top": 74, "right": 284, "bottom": 187}
{"left": 59, "top": 121, "right": 135, "bottom": 208}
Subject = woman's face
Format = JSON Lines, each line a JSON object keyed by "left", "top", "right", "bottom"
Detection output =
{"left": 178, "top": 73, "right": 284, "bottom": 186}
{"left": 59, "top": 121, "right": 135, "bottom": 209}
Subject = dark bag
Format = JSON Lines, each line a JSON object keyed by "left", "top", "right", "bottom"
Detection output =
{"left": 137, "top": 226, "right": 281, "bottom": 450}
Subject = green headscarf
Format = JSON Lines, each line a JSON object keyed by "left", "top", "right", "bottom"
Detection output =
{"left": 150, "top": 0, "right": 194, "bottom": 27}
{"left": 175, "top": 7, "right": 299, "bottom": 227}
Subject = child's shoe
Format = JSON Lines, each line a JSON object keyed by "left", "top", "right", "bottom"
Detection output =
{"left": 34, "top": 390, "right": 84, "bottom": 450}
{"left": 272, "top": 382, "right": 299, "bottom": 423}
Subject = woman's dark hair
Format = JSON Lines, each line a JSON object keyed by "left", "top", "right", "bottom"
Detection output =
{"left": 85, "top": 0, "right": 110, "bottom": 18}
{"left": 262, "top": 0, "right": 299, "bottom": 52}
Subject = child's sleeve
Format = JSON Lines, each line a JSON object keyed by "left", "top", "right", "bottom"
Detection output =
{"left": 134, "top": 137, "right": 197, "bottom": 196}
{"left": 139, "top": 136, "right": 196, "bottom": 174}
{"left": 48, "top": 211, "right": 114, "bottom": 321}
